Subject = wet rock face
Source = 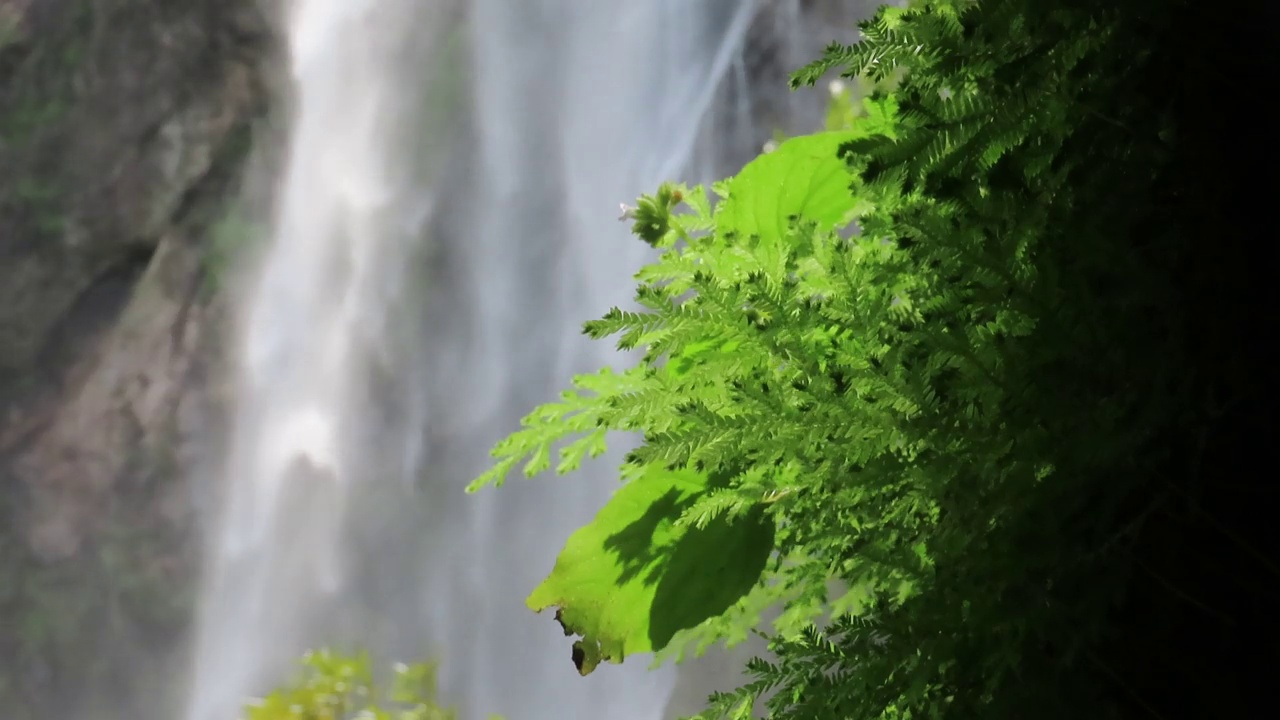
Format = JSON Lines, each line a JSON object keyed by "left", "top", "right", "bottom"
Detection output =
{"left": 0, "top": 1, "right": 273, "bottom": 718}
{"left": 0, "top": 0, "right": 269, "bottom": 393}
{"left": 0, "top": 0, "right": 271, "bottom": 547}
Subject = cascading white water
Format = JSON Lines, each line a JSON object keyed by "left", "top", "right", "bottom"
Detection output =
{"left": 433, "top": 4, "right": 771, "bottom": 715}
{"left": 182, "top": 1, "right": 453, "bottom": 717}
{"left": 183, "top": 2, "right": 867, "bottom": 719}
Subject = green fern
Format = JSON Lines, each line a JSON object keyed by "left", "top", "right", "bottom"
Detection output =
{"left": 471, "top": 0, "right": 1224, "bottom": 717}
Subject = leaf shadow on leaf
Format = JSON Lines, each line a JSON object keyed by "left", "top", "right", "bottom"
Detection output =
{"left": 647, "top": 504, "right": 775, "bottom": 649}
{"left": 602, "top": 488, "right": 686, "bottom": 587}
{"left": 603, "top": 489, "right": 776, "bottom": 650}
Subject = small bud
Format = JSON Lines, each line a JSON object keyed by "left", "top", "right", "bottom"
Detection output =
{"left": 618, "top": 203, "right": 637, "bottom": 221}
{"left": 762, "top": 139, "right": 779, "bottom": 153}
{"left": 828, "top": 79, "right": 847, "bottom": 98}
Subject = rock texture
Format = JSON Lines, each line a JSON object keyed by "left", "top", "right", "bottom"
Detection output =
{"left": 0, "top": 1, "right": 272, "bottom": 717}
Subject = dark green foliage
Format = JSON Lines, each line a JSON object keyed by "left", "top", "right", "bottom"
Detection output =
{"left": 697, "top": 1, "right": 1273, "bottom": 717}
{"left": 474, "top": 0, "right": 1274, "bottom": 718}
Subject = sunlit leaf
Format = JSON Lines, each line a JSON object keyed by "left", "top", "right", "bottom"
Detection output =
{"left": 526, "top": 466, "right": 775, "bottom": 674}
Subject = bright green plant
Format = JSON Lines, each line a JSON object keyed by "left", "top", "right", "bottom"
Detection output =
{"left": 202, "top": 203, "right": 264, "bottom": 293}
{"left": 245, "top": 651, "right": 500, "bottom": 720}
{"left": 469, "top": 0, "right": 1235, "bottom": 718}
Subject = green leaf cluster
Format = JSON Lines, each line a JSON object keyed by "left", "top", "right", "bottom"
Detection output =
{"left": 244, "top": 650, "right": 500, "bottom": 720}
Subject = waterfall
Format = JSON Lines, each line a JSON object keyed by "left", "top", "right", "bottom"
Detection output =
{"left": 181, "top": 1, "right": 449, "bottom": 717}
{"left": 437, "top": 3, "right": 767, "bottom": 715}
{"left": 182, "top": 2, "right": 867, "bottom": 719}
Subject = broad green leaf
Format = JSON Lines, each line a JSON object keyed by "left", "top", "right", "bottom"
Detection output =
{"left": 711, "top": 128, "right": 860, "bottom": 249}
{"left": 715, "top": 131, "right": 861, "bottom": 248}
{"left": 713, "top": 98, "right": 897, "bottom": 251}
{"left": 526, "top": 466, "right": 775, "bottom": 674}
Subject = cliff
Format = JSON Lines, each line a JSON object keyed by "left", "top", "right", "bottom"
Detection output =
{"left": 0, "top": 1, "right": 271, "bottom": 717}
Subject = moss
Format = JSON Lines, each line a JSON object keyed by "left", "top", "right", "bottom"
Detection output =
{"left": 0, "top": 437, "right": 196, "bottom": 719}
{"left": 11, "top": 177, "right": 66, "bottom": 235}
{"left": 0, "top": 0, "right": 93, "bottom": 248}
{"left": 0, "top": 6, "right": 24, "bottom": 55}
{"left": 197, "top": 122, "right": 269, "bottom": 294}
{"left": 201, "top": 204, "right": 257, "bottom": 291}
